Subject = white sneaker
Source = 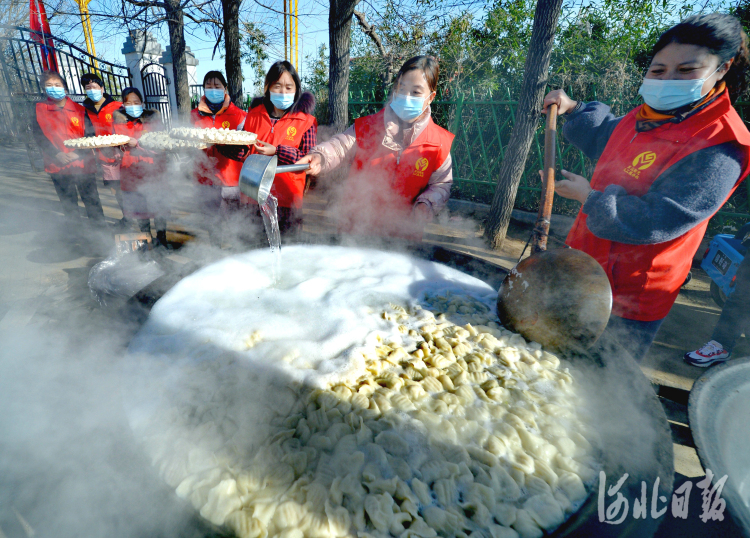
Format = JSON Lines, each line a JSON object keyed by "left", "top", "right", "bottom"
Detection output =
{"left": 684, "top": 340, "right": 731, "bottom": 367}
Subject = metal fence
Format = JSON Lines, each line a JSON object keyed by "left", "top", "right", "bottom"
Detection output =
{"left": 348, "top": 90, "right": 750, "bottom": 231}
{"left": 141, "top": 62, "right": 171, "bottom": 128}
{"left": 0, "top": 24, "right": 131, "bottom": 166}
{"left": 0, "top": 25, "right": 131, "bottom": 102}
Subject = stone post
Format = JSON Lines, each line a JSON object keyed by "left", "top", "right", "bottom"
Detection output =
{"left": 121, "top": 30, "right": 163, "bottom": 96}
{"left": 159, "top": 45, "right": 199, "bottom": 115}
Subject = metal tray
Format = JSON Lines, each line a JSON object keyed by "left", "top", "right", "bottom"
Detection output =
{"left": 689, "top": 356, "right": 750, "bottom": 536}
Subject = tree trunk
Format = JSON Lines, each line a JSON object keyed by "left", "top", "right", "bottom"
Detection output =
{"left": 328, "top": 0, "right": 358, "bottom": 132}
{"left": 222, "top": 0, "right": 243, "bottom": 106}
{"left": 165, "top": 0, "right": 190, "bottom": 122}
{"left": 483, "top": 0, "right": 564, "bottom": 250}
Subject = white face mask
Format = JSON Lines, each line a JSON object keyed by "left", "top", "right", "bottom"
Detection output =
{"left": 638, "top": 65, "right": 722, "bottom": 111}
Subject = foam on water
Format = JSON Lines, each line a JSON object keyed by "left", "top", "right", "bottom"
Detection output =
{"left": 130, "top": 245, "right": 498, "bottom": 388}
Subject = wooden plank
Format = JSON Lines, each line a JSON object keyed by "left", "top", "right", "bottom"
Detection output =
{"left": 659, "top": 396, "right": 689, "bottom": 427}
{"left": 673, "top": 444, "right": 704, "bottom": 478}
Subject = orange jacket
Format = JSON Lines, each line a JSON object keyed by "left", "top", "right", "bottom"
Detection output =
{"left": 243, "top": 104, "right": 317, "bottom": 208}
{"left": 35, "top": 98, "right": 94, "bottom": 175}
{"left": 339, "top": 109, "right": 454, "bottom": 237}
{"left": 567, "top": 91, "right": 750, "bottom": 321}
{"left": 83, "top": 96, "right": 122, "bottom": 164}
{"left": 190, "top": 98, "right": 247, "bottom": 187}
{"left": 112, "top": 109, "right": 165, "bottom": 192}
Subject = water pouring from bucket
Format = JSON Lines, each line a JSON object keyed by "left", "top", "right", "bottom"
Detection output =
{"left": 239, "top": 154, "right": 310, "bottom": 282}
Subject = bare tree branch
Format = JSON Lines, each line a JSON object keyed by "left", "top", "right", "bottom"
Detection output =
{"left": 353, "top": 10, "right": 386, "bottom": 56}
{"left": 252, "top": 0, "right": 316, "bottom": 17}
{"left": 125, "top": 0, "right": 168, "bottom": 9}
{"left": 212, "top": 26, "right": 224, "bottom": 59}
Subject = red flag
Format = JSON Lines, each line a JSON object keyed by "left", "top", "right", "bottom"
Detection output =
{"left": 29, "top": 0, "right": 58, "bottom": 72}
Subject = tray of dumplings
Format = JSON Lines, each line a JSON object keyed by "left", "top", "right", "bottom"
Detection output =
{"left": 169, "top": 127, "right": 258, "bottom": 145}
{"left": 138, "top": 131, "right": 209, "bottom": 151}
{"left": 63, "top": 134, "right": 131, "bottom": 149}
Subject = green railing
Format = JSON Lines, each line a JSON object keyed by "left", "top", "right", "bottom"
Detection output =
{"left": 348, "top": 90, "right": 750, "bottom": 232}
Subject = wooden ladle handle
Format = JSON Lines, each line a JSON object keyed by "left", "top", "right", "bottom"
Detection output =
{"left": 532, "top": 103, "right": 558, "bottom": 253}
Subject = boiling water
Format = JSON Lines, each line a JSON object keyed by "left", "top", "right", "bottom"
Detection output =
{"left": 129, "top": 246, "right": 498, "bottom": 388}
{"left": 259, "top": 193, "right": 281, "bottom": 284}
{"left": 124, "top": 247, "right": 598, "bottom": 536}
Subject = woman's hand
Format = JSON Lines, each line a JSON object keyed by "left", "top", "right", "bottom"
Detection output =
{"left": 296, "top": 153, "right": 323, "bottom": 176}
{"left": 56, "top": 151, "right": 77, "bottom": 164}
{"left": 543, "top": 89, "right": 578, "bottom": 115}
{"left": 552, "top": 169, "right": 592, "bottom": 204}
{"left": 413, "top": 202, "right": 433, "bottom": 222}
{"left": 127, "top": 137, "right": 138, "bottom": 148}
{"left": 254, "top": 140, "right": 276, "bottom": 156}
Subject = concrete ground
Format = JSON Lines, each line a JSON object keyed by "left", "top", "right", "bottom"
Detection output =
{"left": 0, "top": 143, "right": 745, "bottom": 537}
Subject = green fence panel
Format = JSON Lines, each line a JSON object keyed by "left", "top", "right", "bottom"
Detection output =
{"left": 348, "top": 94, "right": 750, "bottom": 232}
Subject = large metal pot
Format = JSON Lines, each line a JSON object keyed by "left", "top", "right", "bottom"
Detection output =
{"left": 122, "top": 242, "right": 674, "bottom": 538}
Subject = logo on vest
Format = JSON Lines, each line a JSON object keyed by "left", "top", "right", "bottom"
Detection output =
{"left": 71, "top": 117, "right": 80, "bottom": 126}
{"left": 222, "top": 121, "right": 231, "bottom": 128}
{"left": 624, "top": 151, "right": 657, "bottom": 178}
{"left": 414, "top": 158, "right": 429, "bottom": 177}
{"left": 105, "top": 113, "right": 112, "bottom": 121}
{"left": 285, "top": 126, "right": 297, "bottom": 141}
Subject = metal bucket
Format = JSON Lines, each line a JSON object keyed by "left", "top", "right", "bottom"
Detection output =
{"left": 238, "top": 154, "right": 310, "bottom": 206}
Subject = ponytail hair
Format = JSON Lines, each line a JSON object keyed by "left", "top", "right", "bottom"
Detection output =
{"left": 652, "top": 13, "right": 750, "bottom": 101}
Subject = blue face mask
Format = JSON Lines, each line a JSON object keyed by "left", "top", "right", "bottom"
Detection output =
{"left": 86, "top": 89, "right": 103, "bottom": 102}
{"left": 390, "top": 94, "right": 427, "bottom": 122}
{"left": 205, "top": 89, "right": 225, "bottom": 104}
{"left": 269, "top": 92, "right": 295, "bottom": 111}
{"left": 638, "top": 66, "right": 722, "bottom": 111}
{"left": 125, "top": 105, "right": 144, "bottom": 118}
{"left": 45, "top": 86, "right": 66, "bottom": 100}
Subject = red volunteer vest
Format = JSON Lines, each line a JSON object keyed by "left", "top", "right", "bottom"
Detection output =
{"left": 191, "top": 103, "right": 247, "bottom": 187}
{"left": 87, "top": 100, "right": 121, "bottom": 135}
{"left": 87, "top": 100, "right": 122, "bottom": 164}
{"left": 113, "top": 113, "right": 165, "bottom": 192}
{"left": 35, "top": 98, "right": 94, "bottom": 175}
{"left": 566, "top": 91, "right": 750, "bottom": 321}
{"left": 242, "top": 104, "right": 317, "bottom": 208}
{"left": 340, "top": 109, "right": 454, "bottom": 237}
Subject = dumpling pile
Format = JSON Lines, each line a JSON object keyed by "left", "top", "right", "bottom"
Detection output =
{"left": 134, "top": 298, "right": 599, "bottom": 538}
{"left": 63, "top": 134, "right": 131, "bottom": 148}
{"left": 170, "top": 127, "right": 257, "bottom": 144}
{"left": 139, "top": 131, "right": 208, "bottom": 151}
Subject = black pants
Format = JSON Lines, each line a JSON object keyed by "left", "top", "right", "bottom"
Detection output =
{"left": 600, "top": 315, "right": 665, "bottom": 362}
{"left": 137, "top": 218, "right": 167, "bottom": 234}
{"left": 712, "top": 253, "right": 750, "bottom": 351}
{"left": 50, "top": 173, "right": 105, "bottom": 225}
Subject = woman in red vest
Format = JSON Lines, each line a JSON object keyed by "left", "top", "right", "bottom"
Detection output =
{"left": 298, "top": 56, "right": 454, "bottom": 240}
{"left": 543, "top": 13, "right": 750, "bottom": 361}
{"left": 112, "top": 88, "right": 169, "bottom": 248}
{"left": 191, "top": 71, "right": 247, "bottom": 244}
{"left": 32, "top": 70, "right": 106, "bottom": 237}
{"left": 81, "top": 72, "right": 126, "bottom": 228}
{"left": 242, "top": 61, "right": 317, "bottom": 234}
